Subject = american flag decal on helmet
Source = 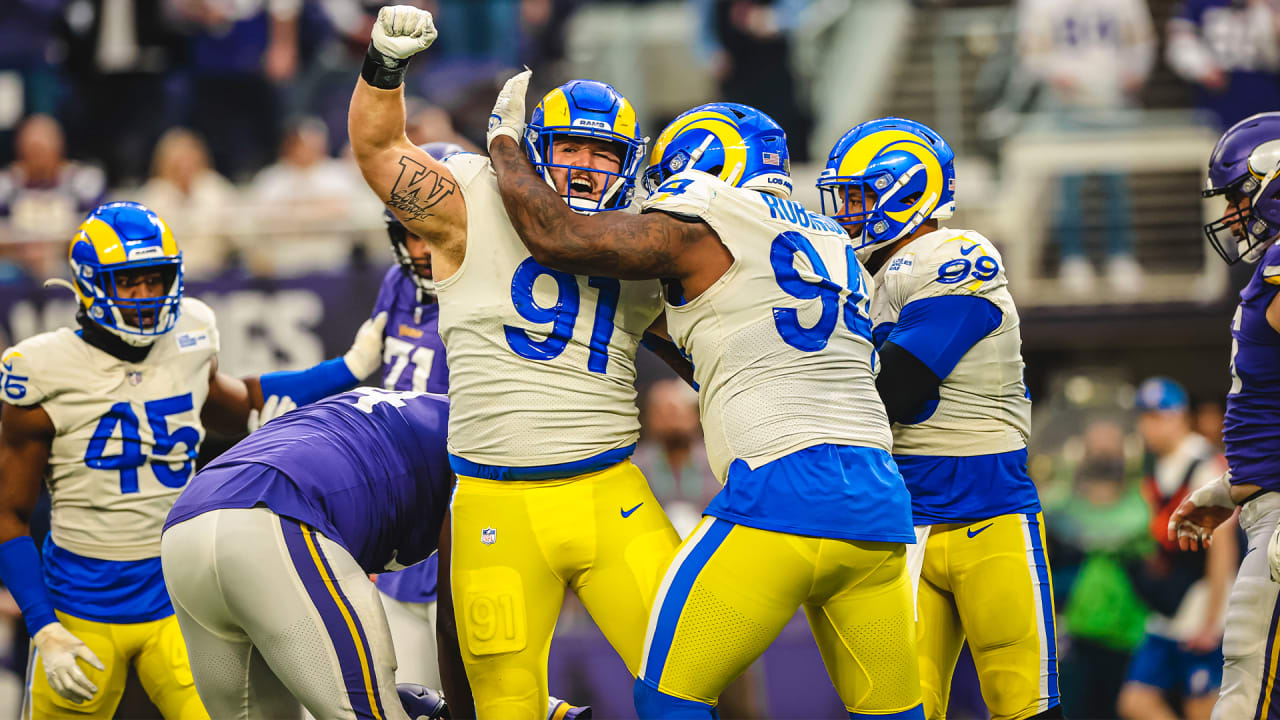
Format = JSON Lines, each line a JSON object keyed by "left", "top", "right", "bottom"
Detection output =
{"left": 763, "top": 151, "right": 781, "bottom": 166}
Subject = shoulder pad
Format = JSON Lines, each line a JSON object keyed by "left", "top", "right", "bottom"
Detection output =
{"left": 907, "top": 231, "right": 1008, "bottom": 300}
{"left": 442, "top": 153, "right": 490, "bottom": 187}
{"left": 641, "top": 170, "right": 718, "bottom": 221}
{"left": 2, "top": 340, "right": 50, "bottom": 406}
{"left": 174, "top": 298, "right": 219, "bottom": 354}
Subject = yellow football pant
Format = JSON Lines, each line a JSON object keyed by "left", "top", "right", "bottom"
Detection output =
{"left": 25, "top": 610, "right": 208, "bottom": 719}
{"left": 914, "top": 512, "right": 1059, "bottom": 720}
{"left": 450, "top": 461, "right": 681, "bottom": 720}
{"left": 639, "top": 517, "right": 923, "bottom": 716}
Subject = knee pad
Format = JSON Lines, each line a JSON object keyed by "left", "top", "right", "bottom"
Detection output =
{"left": 633, "top": 678, "right": 716, "bottom": 719}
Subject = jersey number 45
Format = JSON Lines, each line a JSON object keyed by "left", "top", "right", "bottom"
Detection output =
{"left": 84, "top": 393, "right": 199, "bottom": 493}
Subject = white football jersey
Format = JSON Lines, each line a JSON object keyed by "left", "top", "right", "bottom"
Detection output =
{"left": 434, "top": 153, "right": 663, "bottom": 467}
{"left": 1, "top": 298, "right": 218, "bottom": 561}
{"left": 644, "top": 170, "right": 892, "bottom": 481}
{"left": 870, "top": 228, "right": 1031, "bottom": 456}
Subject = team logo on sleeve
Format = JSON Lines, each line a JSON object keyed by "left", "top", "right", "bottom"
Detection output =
{"left": 481, "top": 527, "right": 497, "bottom": 545}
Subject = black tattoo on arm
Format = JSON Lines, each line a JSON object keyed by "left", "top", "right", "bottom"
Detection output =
{"left": 488, "top": 136, "right": 700, "bottom": 280}
{"left": 386, "top": 155, "right": 457, "bottom": 223}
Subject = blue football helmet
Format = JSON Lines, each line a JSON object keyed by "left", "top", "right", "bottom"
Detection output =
{"left": 817, "top": 117, "right": 956, "bottom": 255}
{"left": 642, "top": 102, "right": 791, "bottom": 198}
{"left": 1203, "top": 112, "right": 1280, "bottom": 264}
{"left": 385, "top": 142, "right": 467, "bottom": 299}
{"left": 68, "top": 201, "right": 183, "bottom": 347}
{"left": 523, "top": 79, "right": 646, "bottom": 213}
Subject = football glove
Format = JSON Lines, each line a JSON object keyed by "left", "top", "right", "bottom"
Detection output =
{"left": 247, "top": 394, "right": 297, "bottom": 433}
{"left": 489, "top": 69, "right": 532, "bottom": 150}
{"left": 33, "top": 622, "right": 104, "bottom": 704}
{"left": 372, "top": 6, "right": 437, "bottom": 60}
{"left": 397, "top": 683, "right": 449, "bottom": 719}
{"left": 343, "top": 312, "right": 388, "bottom": 381}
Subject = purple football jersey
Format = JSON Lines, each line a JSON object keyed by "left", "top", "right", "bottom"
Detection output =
{"left": 166, "top": 390, "right": 452, "bottom": 574}
{"left": 374, "top": 266, "right": 449, "bottom": 395}
{"left": 1225, "top": 242, "right": 1280, "bottom": 492}
{"left": 373, "top": 266, "right": 448, "bottom": 603}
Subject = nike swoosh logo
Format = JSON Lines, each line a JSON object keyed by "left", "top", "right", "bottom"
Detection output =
{"left": 959, "top": 242, "right": 980, "bottom": 256}
{"left": 967, "top": 523, "right": 994, "bottom": 538}
{"left": 1244, "top": 547, "right": 1256, "bottom": 558}
{"left": 621, "top": 503, "right": 643, "bottom": 518}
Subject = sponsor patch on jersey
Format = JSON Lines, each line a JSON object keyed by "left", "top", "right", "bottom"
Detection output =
{"left": 888, "top": 253, "right": 915, "bottom": 274}
{"left": 398, "top": 324, "right": 424, "bottom": 339}
{"left": 481, "top": 527, "right": 497, "bottom": 545}
{"left": 175, "top": 329, "right": 212, "bottom": 353}
{"left": 1264, "top": 265, "right": 1280, "bottom": 285}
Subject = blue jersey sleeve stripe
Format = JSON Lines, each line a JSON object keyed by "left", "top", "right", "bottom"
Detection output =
{"left": 886, "top": 295, "right": 1001, "bottom": 380}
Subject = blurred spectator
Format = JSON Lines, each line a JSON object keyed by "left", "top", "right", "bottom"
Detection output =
{"left": 136, "top": 127, "right": 239, "bottom": 279}
{"left": 704, "top": 0, "right": 813, "bottom": 161}
{"left": 1194, "top": 399, "right": 1226, "bottom": 451}
{"left": 1049, "top": 419, "right": 1151, "bottom": 720}
{"left": 1167, "top": 0, "right": 1280, "bottom": 130}
{"left": 0, "top": 0, "right": 64, "bottom": 161}
{"left": 405, "top": 100, "right": 480, "bottom": 152}
{"left": 0, "top": 114, "right": 105, "bottom": 281}
{"left": 172, "top": 0, "right": 301, "bottom": 180}
{"left": 58, "top": 0, "right": 180, "bottom": 186}
{"left": 247, "top": 116, "right": 373, "bottom": 275}
{"left": 632, "top": 378, "right": 717, "bottom": 538}
{"left": 1117, "top": 377, "right": 1234, "bottom": 720}
{"left": 1017, "top": 0, "right": 1154, "bottom": 298}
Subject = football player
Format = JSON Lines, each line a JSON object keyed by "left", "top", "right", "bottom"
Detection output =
{"left": 1170, "top": 111, "right": 1280, "bottom": 720}
{"left": 349, "top": 8, "right": 683, "bottom": 718}
{"left": 487, "top": 79, "right": 923, "bottom": 719}
{"left": 816, "top": 118, "right": 1059, "bottom": 720}
{"left": 369, "top": 143, "right": 456, "bottom": 693}
{"left": 0, "top": 201, "right": 386, "bottom": 719}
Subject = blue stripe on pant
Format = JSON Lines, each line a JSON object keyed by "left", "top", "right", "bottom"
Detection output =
{"left": 280, "top": 519, "right": 388, "bottom": 720}
{"left": 1025, "top": 513, "right": 1060, "bottom": 709}
{"left": 642, "top": 518, "right": 734, "bottom": 688}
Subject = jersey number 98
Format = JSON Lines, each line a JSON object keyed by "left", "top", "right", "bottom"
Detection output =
{"left": 770, "top": 232, "right": 873, "bottom": 351}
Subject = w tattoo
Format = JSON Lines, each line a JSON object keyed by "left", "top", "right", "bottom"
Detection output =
{"left": 388, "top": 156, "right": 457, "bottom": 221}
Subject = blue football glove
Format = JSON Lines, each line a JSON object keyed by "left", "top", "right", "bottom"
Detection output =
{"left": 397, "top": 683, "right": 448, "bottom": 720}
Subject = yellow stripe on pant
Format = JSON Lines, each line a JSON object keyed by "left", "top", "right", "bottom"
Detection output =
{"left": 449, "top": 460, "right": 681, "bottom": 720}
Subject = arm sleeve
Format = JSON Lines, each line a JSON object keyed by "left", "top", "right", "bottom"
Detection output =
{"left": 876, "top": 341, "right": 943, "bottom": 426}
{"left": 885, "top": 295, "right": 1003, "bottom": 379}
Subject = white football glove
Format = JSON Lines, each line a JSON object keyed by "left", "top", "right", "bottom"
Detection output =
{"left": 372, "top": 6, "right": 437, "bottom": 60}
{"left": 33, "top": 622, "right": 104, "bottom": 704}
{"left": 343, "top": 312, "right": 388, "bottom": 381}
{"left": 247, "top": 394, "right": 297, "bottom": 433}
{"left": 488, "top": 69, "right": 532, "bottom": 150}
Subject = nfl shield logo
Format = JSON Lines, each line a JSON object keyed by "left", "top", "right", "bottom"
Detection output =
{"left": 481, "top": 527, "right": 496, "bottom": 545}
{"left": 127, "top": 371, "right": 143, "bottom": 386}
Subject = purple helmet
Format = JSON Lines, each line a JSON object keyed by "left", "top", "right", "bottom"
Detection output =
{"left": 1203, "top": 112, "right": 1280, "bottom": 264}
{"left": 385, "top": 142, "right": 467, "bottom": 299}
